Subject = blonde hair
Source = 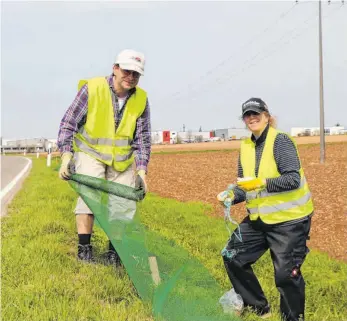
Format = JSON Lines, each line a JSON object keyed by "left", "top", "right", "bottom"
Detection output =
{"left": 264, "top": 112, "right": 277, "bottom": 128}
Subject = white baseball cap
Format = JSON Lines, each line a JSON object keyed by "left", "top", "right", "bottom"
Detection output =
{"left": 114, "top": 49, "right": 145, "bottom": 76}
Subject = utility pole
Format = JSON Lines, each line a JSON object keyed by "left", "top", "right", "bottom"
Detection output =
{"left": 318, "top": 0, "right": 325, "bottom": 164}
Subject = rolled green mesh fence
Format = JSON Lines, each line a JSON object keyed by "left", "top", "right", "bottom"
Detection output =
{"left": 67, "top": 172, "right": 242, "bottom": 321}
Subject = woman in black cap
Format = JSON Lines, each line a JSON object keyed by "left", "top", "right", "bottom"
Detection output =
{"left": 218, "top": 98, "right": 313, "bottom": 321}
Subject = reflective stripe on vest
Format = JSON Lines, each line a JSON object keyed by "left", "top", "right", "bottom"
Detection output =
{"left": 74, "top": 137, "right": 133, "bottom": 162}
{"left": 247, "top": 192, "right": 312, "bottom": 215}
{"left": 74, "top": 137, "right": 112, "bottom": 162}
{"left": 78, "top": 128, "right": 132, "bottom": 147}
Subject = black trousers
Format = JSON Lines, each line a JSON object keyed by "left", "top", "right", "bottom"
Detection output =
{"left": 222, "top": 215, "right": 311, "bottom": 321}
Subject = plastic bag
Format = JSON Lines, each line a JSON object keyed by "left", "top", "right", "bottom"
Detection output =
{"left": 219, "top": 288, "right": 244, "bottom": 314}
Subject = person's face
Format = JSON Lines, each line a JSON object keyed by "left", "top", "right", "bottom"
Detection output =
{"left": 243, "top": 111, "right": 269, "bottom": 135}
{"left": 113, "top": 65, "right": 141, "bottom": 90}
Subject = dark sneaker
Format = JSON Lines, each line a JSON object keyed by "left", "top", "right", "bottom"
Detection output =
{"left": 259, "top": 305, "right": 271, "bottom": 319}
{"left": 248, "top": 304, "right": 271, "bottom": 318}
{"left": 77, "top": 244, "right": 93, "bottom": 262}
{"left": 103, "top": 250, "right": 123, "bottom": 267}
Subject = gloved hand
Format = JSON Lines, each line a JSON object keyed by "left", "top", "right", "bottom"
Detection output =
{"left": 59, "top": 152, "right": 73, "bottom": 180}
{"left": 217, "top": 190, "right": 235, "bottom": 207}
{"left": 135, "top": 169, "right": 148, "bottom": 194}
{"left": 236, "top": 177, "right": 266, "bottom": 192}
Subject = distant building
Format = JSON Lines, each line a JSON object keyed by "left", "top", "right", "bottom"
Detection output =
{"left": 291, "top": 126, "right": 345, "bottom": 137}
{"left": 151, "top": 130, "right": 213, "bottom": 144}
{"left": 214, "top": 128, "right": 250, "bottom": 140}
{"left": 177, "top": 131, "right": 212, "bottom": 143}
{"left": 151, "top": 131, "right": 167, "bottom": 144}
{"left": 1, "top": 137, "right": 58, "bottom": 154}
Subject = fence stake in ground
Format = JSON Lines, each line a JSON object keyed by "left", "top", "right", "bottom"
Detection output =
{"left": 149, "top": 256, "right": 161, "bottom": 286}
{"left": 47, "top": 143, "right": 52, "bottom": 167}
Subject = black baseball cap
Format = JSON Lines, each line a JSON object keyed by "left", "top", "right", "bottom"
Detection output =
{"left": 242, "top": 98, "right": 269, "bottom": 116}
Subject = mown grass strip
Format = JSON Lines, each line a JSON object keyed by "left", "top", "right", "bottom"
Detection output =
{"left": 2, "top": 158, "right": 347, "bottom": 321}
{"left": 1, "top": 158, "right": 153, "bottom": 321}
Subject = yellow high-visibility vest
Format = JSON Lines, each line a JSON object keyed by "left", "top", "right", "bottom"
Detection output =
{"left": 240, "top": 126, "right": 314, "bottom": 224}
{"left": 72, "top": 77, "right": 147, "bottom": 172}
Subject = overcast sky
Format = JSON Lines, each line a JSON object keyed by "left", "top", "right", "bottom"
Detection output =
{"left": 1, "top": 0, "right": 346, "bottom": 139}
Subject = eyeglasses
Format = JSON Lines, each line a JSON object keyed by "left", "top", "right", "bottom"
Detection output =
{"left": 121, "top": 69, "right": 141, "bottom": 78}
{"left": 243, "top": 111, "right": 261, "bottom": 118}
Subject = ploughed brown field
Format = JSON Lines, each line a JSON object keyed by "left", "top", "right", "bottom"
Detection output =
{"left": 147, "top": 137, "right": 347, "bottom": 262}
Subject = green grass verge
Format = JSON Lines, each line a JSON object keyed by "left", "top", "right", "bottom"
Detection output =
{"left": 1, "top": 159, "right": 153, "bottom": 321}
{"left": 1, "top": 158, "right": 347, "bottom": 321}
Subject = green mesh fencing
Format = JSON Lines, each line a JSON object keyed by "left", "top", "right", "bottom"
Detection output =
{"left": 67, "top": 172, "right": 242, "bottom": 321}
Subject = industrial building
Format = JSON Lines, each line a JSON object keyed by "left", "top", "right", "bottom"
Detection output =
{"left": 214, "top": 128, "right": 250, "bottom": 140}
{"left": 1, "top": 138, "right": 58, "bottom": 154}
{"left": 150, "top": 125, "right": 346, "bottom": 145}
{"left": 151, "top": 130, "right": 213, "bottom": 144}
{"left": 291, "top": 126, "right": 345, "bottom": 137}
{"left": 150, "top": 127, "right": 252, "bottom": 144}
{"left": 177, "top": 131, "right": 212, "bottom": 143}
{"left": 4, "top": 125, "right": 344, "bottom": 152}
{"left": 151, "top": 131, "right": 173, "bottom": 144}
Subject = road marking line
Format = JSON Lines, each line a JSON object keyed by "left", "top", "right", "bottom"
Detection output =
{"left": 0, "top": 157, "right": 32, "bottom": 201}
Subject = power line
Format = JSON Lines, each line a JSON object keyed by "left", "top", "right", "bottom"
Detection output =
{"left": 203, "top": 2, "right": 298, "bottom": 74}
{"left": 169, "top": 2, "right": 343, "bottom": 104}
{"left": 169, "top": 7, "right": 319, "bottom": 103}
{"left": 213, "top": 11, "right": 319, "bottom": 84}
{"left": 215, "top": 5, "right": 342, "bottom": 98}
{"left": 214, "top": 3, "right": 343, "bottom": 87}
{"left": 169, "top": 2, "right": 299, "bottom": 100}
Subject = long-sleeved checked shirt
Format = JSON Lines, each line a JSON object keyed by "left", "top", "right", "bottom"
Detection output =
{"left": 57, "top": 75, "right": 151, "bottom": 173}
{"left": 233, "top": 124, "right": 313, "bottom": 223}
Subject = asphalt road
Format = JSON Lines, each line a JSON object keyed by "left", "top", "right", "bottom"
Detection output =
{"left": 1, "top": 155, "right": 32, "bottom": 216}
{"left": 1, "top": 156, "right": 29, "bottom": 189}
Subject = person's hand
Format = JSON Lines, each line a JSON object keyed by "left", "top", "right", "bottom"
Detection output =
{"left": 236, "top": 177, "right": 266, "bottom": 192}
{"left": 217, "top": 190, "right": 235, "bottom": 207}
{"left": 59, "top": 152, "right": 73, "bottom": 180}
{"left": 135, "top": 169, "right": 148, "bottom": 193}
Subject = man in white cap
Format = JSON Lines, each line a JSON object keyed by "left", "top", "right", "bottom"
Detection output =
{"left": 57, "top": 49, "right": 151, "bottom": 264}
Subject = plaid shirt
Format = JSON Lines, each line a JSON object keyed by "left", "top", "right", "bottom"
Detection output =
{"left": 57, "top": 75, "right": 151, "bottom": 172}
